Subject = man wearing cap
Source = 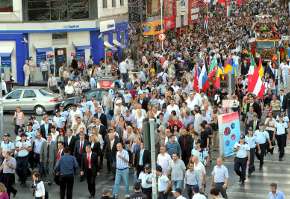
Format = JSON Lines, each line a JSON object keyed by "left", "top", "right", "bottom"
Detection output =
{"left": 130, "top": 182, "right": 147, "bottom": 199}
{"left": 234, "top": 135, "right": 250, "bottom": 185}
{"left": 15, "top": 133, "right": 32, "bottom": 186}
{"left": 0, "top": 134, "right": 15, "bottom": 155}
{"left": 245, "top": 127, "right": 260, "bottom": 176}
{"left": 254, "top": 124, "right": 272, "bottom": 170}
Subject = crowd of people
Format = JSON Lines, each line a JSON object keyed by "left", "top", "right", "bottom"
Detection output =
{"left": 0, "top": 0, "right": 289, "bottom": 199}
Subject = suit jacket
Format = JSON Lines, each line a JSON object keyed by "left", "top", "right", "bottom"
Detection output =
{"left": 74, "top": 139, "right": 89, "bottom": 159}
{"left": 81, "top": 152, "right": 99, "bottom": 176}
{"left": 104, "top": 136, "right": 119, "bottom": 157}
{"left": 94, "top": 113, "right": 108, "bottom": 127}
{"left": 90, "top": 142, "right": 101, "bottom": 155}
{"left": 64, "top": 135, "right": 77, "bottom": 153}
{"left": 134, "top": 148, "right": 150, "bottom": 167}
{"left": 246, "top": 120, "right": 260, "bottom": 132}
{"left": 40, "top": 123, "right": 52, "bottom": 138}
{"left": 40, "top": 141, "right": 57, "bottom": 165}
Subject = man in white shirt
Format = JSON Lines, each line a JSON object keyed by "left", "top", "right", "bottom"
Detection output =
{"left": 211, "top": 157, "right": 229, "bottom": 199}
{"left": 172, "top": 188, "right": 186, "bottom": 199}
{"left": 119, "top": 60, "right": 128, "bottom": 82}
{"left": 40, "top": 59, "right": 49, "bottom": 81}
{"left": 280, "top": 61, "right": 290, "bottom": 89}
{"left": 156, "top": 165, "right": 170, "bottom": 199}
{"left": 157, "top": 146, "right": 172, "bottom": 175}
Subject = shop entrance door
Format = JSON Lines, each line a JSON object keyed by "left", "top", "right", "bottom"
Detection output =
{"left": 54, "top": 48, "right": 67, "bottom": 76}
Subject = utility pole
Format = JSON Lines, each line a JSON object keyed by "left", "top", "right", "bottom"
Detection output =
{"left": 160, "top": 0, "right": 164, "bottom": 51}
{"left": 0, "top": 64, "right": 3, "bottom": 135}
{"left": 149, "top": 118, "right": 157, "bottom": 199}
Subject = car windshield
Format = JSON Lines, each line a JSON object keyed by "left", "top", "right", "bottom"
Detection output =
{"left": 39, "top": 88, "right": 55, "bottom": 97}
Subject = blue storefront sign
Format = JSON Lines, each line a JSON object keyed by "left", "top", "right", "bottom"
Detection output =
{"left": 1, "top": 56, "right": 11, "bottom": 67}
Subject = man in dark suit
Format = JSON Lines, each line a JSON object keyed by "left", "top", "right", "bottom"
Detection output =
{"left": 40, "top": 133, "right": 56, "bottom": 184}
{"left": 94, "top": 105, "right": 108, "bottom": 128}
{"left": 134, "top": 141, "right": 150, "bottom": 177}
{"left": 64, "top": 129, "right": 77, "bottom": 154}
{"left": 74, "top": 133, "right": 89, "bottom": 168}
{"left": 80, "top": 145, "right": 99, "bottom": 198}
{"left": 104, "top": 129, "right": 119, "bottom": 174}
{"left": 246, "top": 114, "right": 260, "bottom": 133}
{"left": 40, "top": 115, "right": 52, "bottom": 139}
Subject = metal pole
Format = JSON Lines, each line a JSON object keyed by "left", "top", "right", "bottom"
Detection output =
{"left": 160, "top": 0, "right": 164, "bottom": 51}
{"left": 0, "top": 63, "right": 3, "bottom": 135}
{"left": 149, "top": 118, "right": 157, "bottom": 199}
{"left": 277, "top": 51, "right": 281, "bottom": 91}
{"left": 228, "top": 73, "right": 232, "bottom": 95}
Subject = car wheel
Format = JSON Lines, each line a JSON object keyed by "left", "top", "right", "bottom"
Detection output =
{"left": 34, "top": 105, "right": 46, "bottom": 115}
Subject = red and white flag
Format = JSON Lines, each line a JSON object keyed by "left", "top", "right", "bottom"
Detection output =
{"left": 248, "top": 67, "right": 265, "bottom": 98}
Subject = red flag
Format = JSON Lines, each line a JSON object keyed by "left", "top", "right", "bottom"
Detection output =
{"left": 247, "top": 67, "right": 259, "bottom": 93}
{"left": 257, "top": 83, "right": 266, "bottom": 98}
{"left": 208, "top": 66, "right": 217, "bottom": 80}
{"left": 193, "top": 66, "right": 199, "bottom": 92}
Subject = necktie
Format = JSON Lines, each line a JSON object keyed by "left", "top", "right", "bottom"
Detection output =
{"left": 47, "top": 144, "right": 50, "bottom": 162}
{"left": 80, "top": 142, "right": 83, "bottom": 154}
{"left": 56, "top": 150, "right": 61, "bottom": 160}
{"left": 87, "top": 153, "right": 91, "bottom": 169}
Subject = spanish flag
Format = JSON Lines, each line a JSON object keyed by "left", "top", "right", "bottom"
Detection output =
{"left": 258, "top": 58, "right": 264, "bottom": 77}
{"left": 224, "top": 59, "right": 233, "bottom": 74}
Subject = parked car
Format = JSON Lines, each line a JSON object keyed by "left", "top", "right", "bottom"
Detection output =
{"left": 60, "top": 88, "right": 110, "bottom": 110}
{"left": 2, "top": 87, "right": 62, "bottom": 115}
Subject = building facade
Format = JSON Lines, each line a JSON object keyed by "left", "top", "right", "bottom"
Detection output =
{"left": 0, "top": 0, "right": 128, "bottom": 84}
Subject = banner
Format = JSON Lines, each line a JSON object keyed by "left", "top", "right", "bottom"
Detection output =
{"left": 218, "top": 112, "right": 241, "bottom": 157}
{"left": 142, "top": 20, "right": 163, "bottom": 36}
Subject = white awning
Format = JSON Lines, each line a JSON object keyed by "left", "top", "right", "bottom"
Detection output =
{"left": 0, "top": 44, "right": 14, "bottom": 57}
{"left": 113, "top": 39, "right": 125, "bottom": 49}
{"left": 72, "top": 42, "right": 91, "bottom": 50}
{"left": 104, "top": 41, "right": 117, "bottom": 51}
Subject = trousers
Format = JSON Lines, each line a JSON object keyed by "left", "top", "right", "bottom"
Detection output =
{"left": 214, "top": 182, "right": 228, "bottom": 199}
{"left": 16, "top": 156, "right": 29, "bottom": 184}
{"left": 113, "top": 168, "right": 129, "bottom": 196}
{"left": 256, "top": 143, "right": 266, "bottom": 168}
{"left": 59, "top": 175, "right": 74, "bottom": 199}
{"left": 86, "top": 169, "right": 96, "bottom": 196}
{"left": 3, "top": 173, "right": 17, "bottom": 197}
{"left": 248, "top": 148, "right": 255, "bottom": 174}
{"left": 234, "top": 157, "right": 247, "bottom": 181}
{"left": 276, "top": 134, "right": 286, "bottom": 159}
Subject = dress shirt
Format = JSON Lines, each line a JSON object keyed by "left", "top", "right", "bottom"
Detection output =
{"left": 245, "top": 135, "right": 257, "bottom": 149}
{"left": 254, "top": 130, "right": 269, "bottom": 144}
{"left": 34, "top": 138, "right": 45, "bottom": 154}
{"left": 139, "top": 149, "right": 144, "bottom": 166}
{"left": 67, "top": 136, "right": 72, "bottom": 146}
{"left": 275, "top": 122, "right": 287, "bottom": 135}
{"left": 116, "top": 149, "right": 129, "bottom": 169}
{"left": 16, "top": 140, "right": 31, "bottom": 157}
{"left": 211, "top": 165, "right": 229, "bottom": 183}
{"left": 0, "top": 141, "right": 15, "bottom": 152}
{"left": 138, "top": 172, "right": 152, "bottom": 188}
{"left": 87, "top": 152, "right": 92, "bottom": 169}
{"left": 184, "top": 169, "right": 199, "bottom": 185}
{"left": 234, "top": 143, "right": 250, "bottom": 158}
{"left": 268, "top": 191, "right": 285, "bottom": 199}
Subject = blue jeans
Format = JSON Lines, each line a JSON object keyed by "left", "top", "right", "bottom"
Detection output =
{"left": 172, "top": 180, "right": 183, "bottom": 191}
{"left": 113, "top": 168, "right": 129, "bottom": 196}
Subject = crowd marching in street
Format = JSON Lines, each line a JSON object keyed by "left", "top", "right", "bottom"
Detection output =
{"left": 0, "top": 0, "right": 289, "bottom": 199}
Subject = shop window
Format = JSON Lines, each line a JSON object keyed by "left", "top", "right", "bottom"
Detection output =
{"left": 120, "top": 0, "right": 124, "bottom": 6}
{"left": 23, "top": 90, "right": 37, "bottom": 98}
{"left": 76, "top": 49, "right": 85, "bottom": 61}
{"left": 36, "top": 52, "right": 46, "bottom": 67}
{"left": 0, "top": 0, "right": 13, "bottom": 12}
{"left": 103, "top": 0, "right": 107, "bottom": 8}
{"left": 112, "top": 0, "right": 116, "bottom": 7}
{"left": 68, "top": 0, "right": 89, "bottom": 19}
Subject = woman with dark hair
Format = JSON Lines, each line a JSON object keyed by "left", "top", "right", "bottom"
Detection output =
{"left": 32, "top": 171, "right": 46, "bottom": 199}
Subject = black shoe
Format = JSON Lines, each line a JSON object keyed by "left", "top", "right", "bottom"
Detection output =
{"left": 240, "top": 180, "right": 245, "bottom": 185}
{"left": 13, "top": 190, "right": 17, "bottom": 197}
{"left": 279, "top": 158, "right": 283, "bottom": 161}
{"left": 248, "top": 173, "right": 252, "bottom": 178}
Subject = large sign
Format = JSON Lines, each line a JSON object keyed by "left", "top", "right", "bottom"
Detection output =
{"left": 142, "top": 20, "right": 163, "bottom": 36}
{"left": 218, "top": 112, "right": 241, "bottom": 157}
{"left": 189, "top": 0, "right": 201, "bottom": 24}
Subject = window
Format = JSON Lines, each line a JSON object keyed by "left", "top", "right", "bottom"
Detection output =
{"left": 120, "top": 0, "right": 124, "bottom": 6}
{"left": 103, "top": 0, "right": 107, "bottom": 8}
{"left": 112, "top": 0, "right": 116, "bottom": 7}
{"left": 23, "top": 90, "right": 36, "bottom": 98}
{"left": 39, "top": 88, "right": 55, "bottom": 96}
{"left": 52, "top": 32, "right": 68, "bottom": 45}
{"left": 6, "top": 90, "right": 22, "bottom": 100}
{"left": 26, "top": 0, "right": 89, "bottom": 21}
{"left": 0, "top": 0, "right": 13, "bottom": 12}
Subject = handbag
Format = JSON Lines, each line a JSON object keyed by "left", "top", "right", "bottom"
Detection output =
{"left": 54, "top": 173, "right": 60, "bottom": 185}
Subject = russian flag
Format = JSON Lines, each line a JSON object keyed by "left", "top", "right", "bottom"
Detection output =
{"left": 198, "top": 64, "right": 209, "bottom": 92}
